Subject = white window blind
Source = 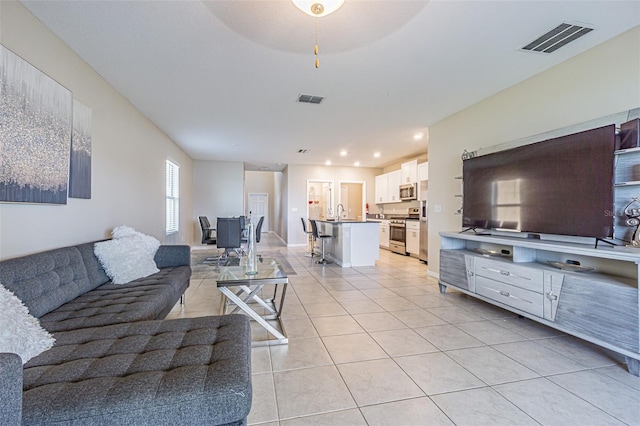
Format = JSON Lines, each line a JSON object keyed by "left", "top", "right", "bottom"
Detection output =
{"left": 165, "top": 159, "right": 179, "bottom": 235}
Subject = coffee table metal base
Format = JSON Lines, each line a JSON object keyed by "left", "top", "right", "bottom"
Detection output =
{"left": 219, "top": 282, "right": 288, "bottom": 346}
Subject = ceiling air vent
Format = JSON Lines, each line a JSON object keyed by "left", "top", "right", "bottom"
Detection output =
{"left": 522, "top": 23, "right": 594, "bottom": 54}
{"left": 297, "top": 94, "right": 324, "bottom": 104}
{"left": 297, "top": 149, "right": 309, "bottom": 154}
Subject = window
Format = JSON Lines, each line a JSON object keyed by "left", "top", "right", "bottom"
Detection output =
{"left": 165, "top": 159, "right": 179, "bottom": 235}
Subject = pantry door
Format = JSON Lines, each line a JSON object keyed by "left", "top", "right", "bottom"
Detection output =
{"left": 248, "top": 193, "right": 268, "bottom": 232}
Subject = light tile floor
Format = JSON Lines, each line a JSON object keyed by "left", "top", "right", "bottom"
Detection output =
{"left": 167, "top": 233, "right": 640, "bottom": 425}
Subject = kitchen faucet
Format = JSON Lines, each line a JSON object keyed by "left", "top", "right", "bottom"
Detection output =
{"left": 336, "top": 204, "right": 344, "bottom": 221}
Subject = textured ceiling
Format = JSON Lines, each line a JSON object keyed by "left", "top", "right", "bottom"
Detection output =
{"left": 20, "top": 0, "right": 640, "bottom": 171}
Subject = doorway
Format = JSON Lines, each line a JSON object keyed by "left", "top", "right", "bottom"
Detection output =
{"left": 307, "top": 180, "right": 333, "bottom": 221}
{"left": 248, "top": 193, "right": 269, "bottom": 232}
{"left": 338, "top": 181, "right": 366, "bottom": 221}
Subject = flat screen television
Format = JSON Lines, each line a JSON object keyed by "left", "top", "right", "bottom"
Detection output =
{"left": 462, "top": 124, "right": 616, "bottom": 239}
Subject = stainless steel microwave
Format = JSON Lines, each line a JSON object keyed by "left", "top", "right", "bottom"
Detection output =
{"left": 399, "top": 183, "right": 417, "bottom": 201}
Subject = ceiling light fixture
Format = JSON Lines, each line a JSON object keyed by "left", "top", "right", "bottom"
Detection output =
{"left": 291, "top": 0, "right": 345, "bottom": 68}
{"left": 413, "top": 132, "right": 424, "bottom": 140}
{"left": 340, "top": 150, "right": 348, "bottom": 156}
{"left": 354, "top": 161, "right": 360, "bottom": 167}
{"left": 325, "top": 160, "right": 332, "bottom": 166}
{"left": 373, "top": 152, "right": 381, "bottom": 158}
{"left": 291, "top": 0, "right": 345, "bottom": 17}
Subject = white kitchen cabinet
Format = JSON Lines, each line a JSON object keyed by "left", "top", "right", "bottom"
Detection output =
{"left": 401, "top": 160, "right": 418, "bottom": 184}
{"left": 387, "top": 170, "right": 401, "bottom": 202}
{"left": 375, "top": 170, "right": 402, "bottom": 204}
{"left": 405, "top": 220, "right": 420, "bottom": 256}
{"left": 375, "top": 174, "right": 388, "bottom": 203}
{"left": 418, "top": 161, "right": 428, "bottom": 181}
{"left": 379, "top": 220, "right": 390, "bottom": 248}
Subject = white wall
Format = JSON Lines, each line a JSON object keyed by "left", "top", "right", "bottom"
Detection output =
{"left": 286, "top": 164, "right": 382, "bottom": 246}
{"left": 0, "top": 1, "right": 194, "bottom": 259}
{"left": 192, "top": 160, "right": 244, "bottom": 245}
{"left": 428, "top": 26, "right": 640, "bottom": 277}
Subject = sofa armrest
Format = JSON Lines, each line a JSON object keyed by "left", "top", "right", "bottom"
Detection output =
{"left": 0, "top": 353, "right": 23, "bottom": 426}
{"left": 154, "top": 245, "right": 191, "bottom": 268}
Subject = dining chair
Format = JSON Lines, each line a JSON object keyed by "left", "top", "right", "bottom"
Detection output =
{"left": 198, "top": 216, "right": 216, "bottom": 245}
{"left": 216, "top": 217, "right": 242, "bottom": 265}
{"left": 255, "top": 216, "right": 265, "bottom": 243}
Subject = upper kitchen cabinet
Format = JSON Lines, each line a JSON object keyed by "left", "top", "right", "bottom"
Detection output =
{"left": 401, "top": 160, "right": 418, "bottom": 184}
{"left": 375, "top": 174, "right": 388, "bottom": 204}
{"left": 375, "top": 170, "right": 402, "bottom": 204}
{"left": 388, "top": 170, "right": 401, "bottom": 202}
{"left": 418, "top": 161, "right": 428, "bottom": 181}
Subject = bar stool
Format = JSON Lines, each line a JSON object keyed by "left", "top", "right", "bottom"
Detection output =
{"left": 301, "top": 218, "right": 316, "bottom": 257}
{"left": 309, "top": 220, "right": 333, "bottom": 264}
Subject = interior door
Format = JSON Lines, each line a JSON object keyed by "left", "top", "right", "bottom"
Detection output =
{"left": 338, "top": 181, "right": 364, "bottom": 220}
{"left": 248, "top": 193, "right": 268, "bottom": 232}
{"left": 339, "top": 185, "right": 350, "bottom": 220}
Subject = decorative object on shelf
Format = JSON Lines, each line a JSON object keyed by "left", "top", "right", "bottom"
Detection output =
{"left": 461, "top": 149, "right": 477, "bottom": 160}
{"left": 291, "top": 0, "right": 345, "bottom": 68}
{"left": 245, "top": 220, "right": 258, "bottom": 275}
{"left": 619, "top": 118, "right": 640, "bottom": 150}
{"left": 0, "top": 45, "right": 72, "bottom": 204}
{"left": 624, "top": 197, "right": 640, "bottom": 246}
{"left": 546, "top": 261, "right": 595, "bottom": 272}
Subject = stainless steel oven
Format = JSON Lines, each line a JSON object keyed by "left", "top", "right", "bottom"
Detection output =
{"left": 389, "top": 218, "right": 407, "bottom": 255}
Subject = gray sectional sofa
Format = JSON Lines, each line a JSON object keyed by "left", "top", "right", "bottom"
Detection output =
{"left": 0, "top": 242, "right": 252, "bottom": 425}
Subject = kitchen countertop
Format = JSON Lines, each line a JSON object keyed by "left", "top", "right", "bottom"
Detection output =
{"left": 316, "top": 219, "right": 375, "bottom": 224}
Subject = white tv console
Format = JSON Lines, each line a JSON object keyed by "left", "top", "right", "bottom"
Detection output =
{"left": 439, "top": 231, "right": 640, "bottom": 376}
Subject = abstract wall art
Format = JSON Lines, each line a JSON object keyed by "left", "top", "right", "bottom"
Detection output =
{"left": 69, "top": 99, "right": 92, "bottom": 199}
{"left": 0, "top": 45, "right": 72, "bottom": 204}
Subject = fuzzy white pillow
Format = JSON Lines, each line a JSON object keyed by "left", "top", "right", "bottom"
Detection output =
{"left": 0, "top": 283, "right": 55, "bottom": 364}
{"left": 94, "top": 226, "right": 161, "bottom": 284}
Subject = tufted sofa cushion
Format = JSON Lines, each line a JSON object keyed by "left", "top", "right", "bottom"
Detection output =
{"left": 0, "top": 247, "right": 98, "bottom": 318}
{"left": 39, "top": 266, "right": 190, "bottom": 332}
{"left": 22, "top": 315, "right": 252, "bottom": 425}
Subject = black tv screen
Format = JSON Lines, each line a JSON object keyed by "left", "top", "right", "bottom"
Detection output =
{"left": 462, "top": 124, "right": 616, "bottom": 239}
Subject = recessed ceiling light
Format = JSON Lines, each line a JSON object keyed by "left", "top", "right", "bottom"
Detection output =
{"left": 373, "top": 152, "right": 381, "bottom": 158}
{"left": 354, "top": 161, "right": 360, "bottom": 167}
{"left": 414, "top": 132, "right": 424, "bottom": 140}
{"left": 340, "top": 150, "right": 348, "bottom": 156}
{"left": 325, "top": 160, "right": 332, "bottom": 166}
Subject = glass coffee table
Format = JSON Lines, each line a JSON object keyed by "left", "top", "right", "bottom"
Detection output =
{"left": 217, "top": 257, "right": 288, "bottom": 345}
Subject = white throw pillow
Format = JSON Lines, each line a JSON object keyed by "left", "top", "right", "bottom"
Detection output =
{"left": 0, "top": 283, "right": 55, "bottom": 364}
{"left": 94, "top": 226, "right": 161, "bottom": 285}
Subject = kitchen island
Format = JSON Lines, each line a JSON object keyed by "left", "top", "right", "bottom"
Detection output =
{"left": 315, "top": 220, "right": 380, "bottom": 267}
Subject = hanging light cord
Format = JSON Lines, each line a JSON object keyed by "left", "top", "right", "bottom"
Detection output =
{"left": 314, "top": 16, "right": 319, "bottom": 68}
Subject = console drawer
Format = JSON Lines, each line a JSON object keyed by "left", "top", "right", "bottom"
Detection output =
{"left": 476, "top": 276, "right": 544, "bottom": 317}
{"left": 475, "top": 258, "right": 543, "bottom": 293}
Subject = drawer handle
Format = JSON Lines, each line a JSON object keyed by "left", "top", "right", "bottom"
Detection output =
{"left": 467, "top": 270, "right": 474, "bottom": 277}
{"left": 499, "top": 290, "right": 510, "bottom": 297}
{"left": 500, "top": 270, "right": 510, "bottom": 276}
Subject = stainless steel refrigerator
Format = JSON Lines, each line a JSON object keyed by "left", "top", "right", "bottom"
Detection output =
{"left": 419, "top": 199, "right": 428, "bottom": 263}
